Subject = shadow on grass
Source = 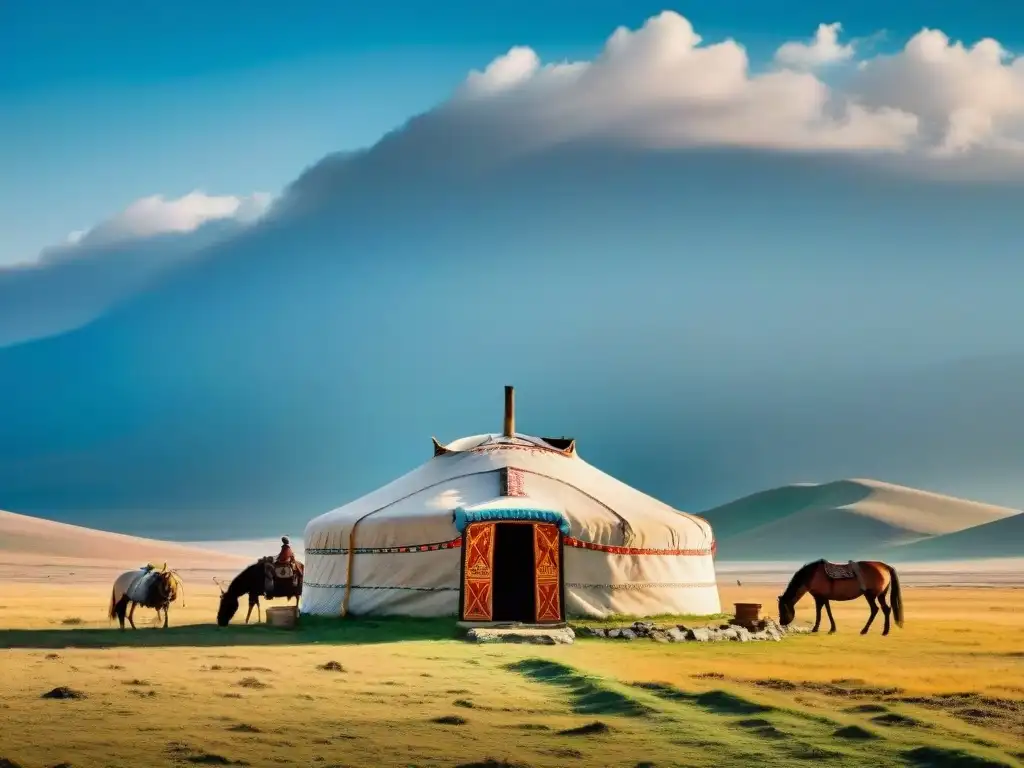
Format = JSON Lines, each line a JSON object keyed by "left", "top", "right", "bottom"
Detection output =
{"left": 0, "top": 616, "right": 459, "bottom": 649}
{"left": 506, "top": 659, "right": 653, "bottom": 717}
{"left": 632, "top": 682, "right": 774, "bottom": 716}
{"left": 902, "top": 746, "right": 1014, "bottom": 768}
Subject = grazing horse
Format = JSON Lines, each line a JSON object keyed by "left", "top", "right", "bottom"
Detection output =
{"left": 108, "top": 565, "right": 184, "bottom": 630}
{"left": 217, "top": 557, "right": 303, "bottom": 626}
{"left": 777, "top": 559, "right": 904, "bottom": 635}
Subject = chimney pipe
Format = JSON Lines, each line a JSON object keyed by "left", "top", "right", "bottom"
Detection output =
{"left": 503, "top": 386, "right": 515, "bottom": 437}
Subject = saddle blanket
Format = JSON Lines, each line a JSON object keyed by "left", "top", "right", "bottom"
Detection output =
{"left": 823, "top": 561, "right": 856, "bottom": 580}
{"left": 823, "top": 560, "right": 867, "bottom": 592}
{"left": 263, "top": 560, "right": 299, "bottom": 595}
{"left": 124, "top": 569, "right": 160, "bottom": 604}
{"left": 274, "top": 564, "right": 294, "bottom": 580}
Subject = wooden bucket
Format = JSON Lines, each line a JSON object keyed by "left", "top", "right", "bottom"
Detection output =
{"left": 734, "top": 602, "right": 761, "bottom": 626}
{"left": 265, "top": 606, "right": 298, "bottom": 629}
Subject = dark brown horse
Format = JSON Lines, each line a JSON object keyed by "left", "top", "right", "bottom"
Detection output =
{"left": 778, "top": 559, "right": 904, "bottom": 635}
{"left": 109, "top": 566, "right": 184, "bottom": 629}
{"left": 217, "top": 557, "right": 303, "bottom": 626}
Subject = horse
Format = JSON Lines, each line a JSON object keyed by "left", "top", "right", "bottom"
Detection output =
{"left": 777, "top": 559, "right": 904, "bottom": 635}
{"left": 217, "top": 557, "right": 303, "bottom": 626}
{"left": 108, "top": 565, "right": 185, "bottom": 630}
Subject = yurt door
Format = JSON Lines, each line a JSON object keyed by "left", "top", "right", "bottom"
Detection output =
{"left": 532, "top": 523, "right": 563, "bottom": 623}
{"left": 461, "top": 522, "right": 496, "bottom": 621}
{"left": 460, "top": 521, "right": 564, "bottom": 623}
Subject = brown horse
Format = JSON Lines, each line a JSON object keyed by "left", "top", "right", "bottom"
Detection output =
{"left": 777, "top": 559, "right": 904, "bottom": 635}
{"left": 109, "top": 565, "right": 185, "bottom": 629}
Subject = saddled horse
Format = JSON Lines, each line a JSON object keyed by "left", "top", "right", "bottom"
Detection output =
{"left": 778, "top": 559, "right": 904, "bottom": 635}
{"left": 109, "top": 565, "right": 185, "bottom": 630}
{"left": 217, "top": 557, "right": 303, "bottom": 626}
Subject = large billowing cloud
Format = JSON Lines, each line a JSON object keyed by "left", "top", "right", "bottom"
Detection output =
{"left": 852, "top": 29, "right": 1024, "bottom": 155}
{"left": 452, "top": 13, "right": 917, "bottom": 154}
{"left": 437, "top": 12, "right": 1024, "bottom": 170}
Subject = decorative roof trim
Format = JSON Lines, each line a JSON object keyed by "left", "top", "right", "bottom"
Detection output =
{"left": 452, "top": 506, "right": 571, "bottom": 536}
{"left": 431, "top": 434, "right": 577, "bottom": 458}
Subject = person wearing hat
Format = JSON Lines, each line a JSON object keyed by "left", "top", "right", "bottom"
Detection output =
{"left": 276, "top": 536, "right": 295, "bottom": 565}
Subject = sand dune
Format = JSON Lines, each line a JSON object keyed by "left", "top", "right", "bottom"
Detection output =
{"left": 702, "top": 479, "right": 1020, "bottom": 561}
{"left": 0, "top": 508, "right": 252, "bottom": 575}
{"left": 889, "top": 513, "right": 1024, "bottom": 561}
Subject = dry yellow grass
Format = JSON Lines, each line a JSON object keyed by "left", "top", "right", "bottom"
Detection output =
{"left": 0, "top": 581, "right": 1021, "bottom": 768}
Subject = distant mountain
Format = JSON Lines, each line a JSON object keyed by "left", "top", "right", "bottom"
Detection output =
{"left": 887, "top": 513, "right": 1024, "bottom": 561}
{"left": 703, "top": 479, "right": 1020, "bottom": 561}
{"left": 0, "top": 508, "right": 250, "bottom": 570}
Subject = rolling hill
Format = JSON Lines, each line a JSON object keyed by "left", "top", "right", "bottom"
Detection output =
{"left": 0, "top": 508, "right": 252, "bottom": 571}
{"left": 702, "top": 479, "right": 1020, "bottom": 561}
{"left": 887, "top": 512, "right": 1024, "bottom": 561}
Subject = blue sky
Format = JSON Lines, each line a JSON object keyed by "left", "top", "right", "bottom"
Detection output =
{"left": 2, "top": 1, "right": 1024, "bottom": 538}
{"left": 3, "top": 0, "right": 1022, "bottom": 265}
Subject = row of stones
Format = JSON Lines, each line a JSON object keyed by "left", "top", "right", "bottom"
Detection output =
{"left": 573, "top": 619, "right": 812, "bottom": 643}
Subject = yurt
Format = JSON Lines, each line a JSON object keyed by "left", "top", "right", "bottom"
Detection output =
{"left": 302, "top": 387, "right": 720, "bottom": 621}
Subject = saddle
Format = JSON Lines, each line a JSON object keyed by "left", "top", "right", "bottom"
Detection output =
{"left": 261, "top": 556, "right": 301, "bottom": 597}
{"left": 822, "top": 560, "right": 867, "bottom": 592}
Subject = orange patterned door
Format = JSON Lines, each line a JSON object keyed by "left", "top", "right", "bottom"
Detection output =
{"left": 533, "top": 523, "right": 562, "bottom": 622}
{"left": 462, "top": 522, "right": 495, "bottom": 621}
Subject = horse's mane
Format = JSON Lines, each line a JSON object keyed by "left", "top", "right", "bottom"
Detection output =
{"left": 782, "top": 559, "right": 823, "bottom": 600}
{"left": 227, "top": 561, "right": 263, "bottom": 594}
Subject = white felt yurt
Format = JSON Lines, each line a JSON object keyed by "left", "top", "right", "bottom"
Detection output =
{"left": 302, "top": 387, "right": 720, "bottom": 621}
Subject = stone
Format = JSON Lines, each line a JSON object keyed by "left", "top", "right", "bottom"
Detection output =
{"left": 620, "top": 628, "right": 637, "bottom": 640}
{"left": 719, "top": 627, "right": 740, "bottom": 641}
{"left": 667, "top": 627, "right": 688, "bottom": 642}
{"left": 607, "top": 628, "right": 621, "bottom": 638}
{"left": 688, "top": 628, "right": 711, "bottom": 642}
{"left": 733, "top": 627, "right": 752, "bottom": 643}
{"left": 649, "top": 630, "right": 670, "bottom": 643}
{"left": 466, "top": 627, "right": 574, "bottom": 645}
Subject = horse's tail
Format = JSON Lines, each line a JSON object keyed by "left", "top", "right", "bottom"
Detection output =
{"left": 108, "top": 586, "right": 117, "bottom": 620}
{"left": 886, "top": 564, "right": 904, "bottom": 628}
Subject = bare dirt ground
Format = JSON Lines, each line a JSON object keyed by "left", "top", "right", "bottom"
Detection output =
{"left": 0, "top": 570, "right": 1021, "bottom": 767}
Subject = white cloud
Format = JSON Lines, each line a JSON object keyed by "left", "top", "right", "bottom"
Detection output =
{"left": 442, "top": 12, "right": 1024, "bottom": 165}
{"left": 0, "top": 189, "right": 275, "bottom": 346}
{"left": 775, "top": 23, "right": 855, "bottom": 69}
{"left": 451, "top": 13, "right": 916, "bottom": 154}
{"left": 73, "top": 190, "right": 273, "bottom": 249}
{"left": 850, "top": 29, "right": 1024, "bottom": 155}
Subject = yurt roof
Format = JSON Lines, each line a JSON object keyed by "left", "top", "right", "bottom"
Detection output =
{"left": 305, "top": 387, "right": 713, "bottom": 550}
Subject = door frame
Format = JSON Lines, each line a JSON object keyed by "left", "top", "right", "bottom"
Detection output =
{"left": 458, "top": 520, "right": 566, "bottom": 624}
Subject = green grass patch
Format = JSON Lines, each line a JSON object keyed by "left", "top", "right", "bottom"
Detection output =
{"left": 0, "top": 614, "right": 460, "bottom": 650}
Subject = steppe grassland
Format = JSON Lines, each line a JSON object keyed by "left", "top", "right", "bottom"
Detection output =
{"left": 0, "top": 581, "right": 1021, "bottom": 768}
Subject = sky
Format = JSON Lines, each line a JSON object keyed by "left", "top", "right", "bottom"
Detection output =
{"left": 3, "top": 0, "right": 1023, "bottom": 265}
{"left": 1, "top": 1, "right": 1024, "bottom": 540}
